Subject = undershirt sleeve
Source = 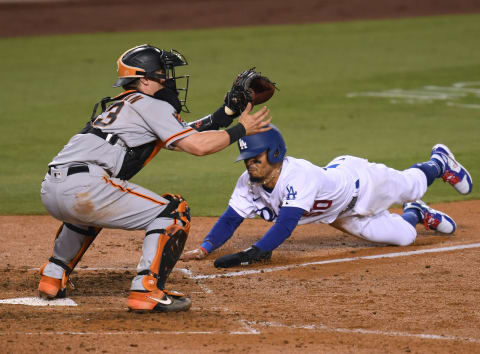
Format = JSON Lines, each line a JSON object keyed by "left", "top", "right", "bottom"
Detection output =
{"left": 254, "top": 206, "right": 304, "bottom": 252}
{"left": 200, "top": 206, "right": 244, "bottom": 253}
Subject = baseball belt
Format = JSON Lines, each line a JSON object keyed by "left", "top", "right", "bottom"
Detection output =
{"left": 48, "top": 165, "right": 89, "bottom": 176}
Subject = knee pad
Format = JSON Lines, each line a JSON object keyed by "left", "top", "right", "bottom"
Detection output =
{"left": 158, "top": 193, "right": 191, "bottom": 234}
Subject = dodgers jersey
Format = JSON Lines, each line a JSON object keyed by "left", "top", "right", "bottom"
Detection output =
{"left": 49, "top": 92, "right": 195, "bottom": 177}
{"left": 229, "top": 156, "right": 359, "bottom": 224}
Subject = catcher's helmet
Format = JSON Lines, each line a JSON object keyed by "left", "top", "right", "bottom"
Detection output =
{"left": 113, "top": 44, "right": 190, "bottom": 111}
{"left": 236, "top": 124, "right": 286, "bottom": 164}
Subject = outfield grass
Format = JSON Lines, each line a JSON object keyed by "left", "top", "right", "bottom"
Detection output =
{"left": 1, "top": 14, "right": 479, "bottom": 215}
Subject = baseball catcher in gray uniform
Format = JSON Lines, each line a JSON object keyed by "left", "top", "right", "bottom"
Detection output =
{"left": 38, "top": 44, "right": 272, "bottom": 312}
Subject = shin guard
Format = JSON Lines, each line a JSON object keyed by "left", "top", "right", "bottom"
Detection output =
{"left": 39, "top": 223, "right": 101, "bottom": 298}
{"left": 139, "top": 224, "right": 188, "bottom": 290}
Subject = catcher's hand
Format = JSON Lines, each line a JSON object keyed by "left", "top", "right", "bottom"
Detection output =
{"left": 214, "top": 245, "right": 272, "bottom": 268}
{"left": 180, "top": 247, "right": 208, "bottom": 261}
{"left": 225, "top": 68, "right": 278, "bottom": 116}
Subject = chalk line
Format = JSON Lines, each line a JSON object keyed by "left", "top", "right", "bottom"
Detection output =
{"left": 252, "top": 321, "right": 480, "bottom": 344}
{"left": 190, "top": 242, "right": 480, "bottom": 279}
{"left": 177, "top": 268, "right": 213, "bottom": 294}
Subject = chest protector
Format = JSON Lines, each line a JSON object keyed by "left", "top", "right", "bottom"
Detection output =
{"left": 80, "top": 91, "right": 162, "bottom": 181}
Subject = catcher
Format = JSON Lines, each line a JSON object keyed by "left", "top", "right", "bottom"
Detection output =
{"left": 181, "top": 125, "right": 472, "bottom": 267}
{"left": 38, "top": 44, "right": 276, "bottom": 312}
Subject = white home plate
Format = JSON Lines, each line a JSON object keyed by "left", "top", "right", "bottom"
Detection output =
{"left": 0, "top": 297, "right": 77, "bottom": 307}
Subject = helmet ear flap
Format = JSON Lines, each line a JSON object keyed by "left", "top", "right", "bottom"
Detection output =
{"left": 267, "top": 148, "right": 280, "bottom": 164}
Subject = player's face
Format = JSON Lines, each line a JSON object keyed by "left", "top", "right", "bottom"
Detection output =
{"left": 139, "top": 70, "right": 166, "bottom": 95}
{"left": 245, "top": 151, "right": 276, "bottom": 183}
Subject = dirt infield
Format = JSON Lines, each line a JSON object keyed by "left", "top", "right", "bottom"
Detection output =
{"left": 1, "top": 0, "right": 480, "bottom": 37}
{"left": 1, "top": 200, "right": 480, "bottom": 353}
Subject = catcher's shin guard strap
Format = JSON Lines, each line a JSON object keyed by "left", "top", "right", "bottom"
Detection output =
{"left": 48, "top": 257, "right": 73, "bottom": 275}
{"left": 64, "top": 223, "right": 101, "bottom": 237}
{"left": 53, "top": 223, "right": 101, "bottom": 273}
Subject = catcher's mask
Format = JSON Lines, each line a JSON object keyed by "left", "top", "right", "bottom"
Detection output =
{"left": 113, "top": 44, "right": 190, "bottom": 112}
{"left": 235, "top": 124, "right": 286, "bottom": 164}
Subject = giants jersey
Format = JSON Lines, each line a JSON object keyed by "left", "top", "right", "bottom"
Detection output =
{"left": 229, "top": 156, "right": 358, "bottom": 224}
{"left": 49, "top": 92, "right": 195, "bottom": 177}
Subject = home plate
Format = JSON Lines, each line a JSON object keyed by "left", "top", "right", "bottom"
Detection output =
{"left": 0, "top": 297, "right": 77, "bottom": 307}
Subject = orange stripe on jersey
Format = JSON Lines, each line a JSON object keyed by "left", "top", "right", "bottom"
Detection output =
{"left": 102, "top": 176, "right": 166, "bottom": 205}
{"left": 127, "top": 95, "right": 143, "bottom": 104}
{"left": 143, "top": 140, "right": 165, "bottom": 167}
{"left": 164, "top": 127, "right": 194, "bottom": 146}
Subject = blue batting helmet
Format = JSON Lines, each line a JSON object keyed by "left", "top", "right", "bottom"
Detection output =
{"left": 235, "top": 124, "right": 287, "bottom": 163}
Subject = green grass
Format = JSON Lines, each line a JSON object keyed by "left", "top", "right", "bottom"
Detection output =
{"left": 1, "top": 14, "right": 479, "bottom": 215}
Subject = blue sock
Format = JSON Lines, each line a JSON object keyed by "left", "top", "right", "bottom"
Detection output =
{"left": 410, "top": 159, "right": 443, "bottom": 186}
{"left": 402, "top": 210, "right": 422, "bottom": 227}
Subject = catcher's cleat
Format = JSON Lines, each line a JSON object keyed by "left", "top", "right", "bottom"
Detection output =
{"left": 403, "top": 200, "right": 456, "bottom": 234}
{"left": 127, "top": 289, "right": 191, "bottom": 313}
{"left": 431, "top": 144, "right": 472, "bottom": 195}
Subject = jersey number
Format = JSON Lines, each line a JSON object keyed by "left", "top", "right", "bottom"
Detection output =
{"left": 303, "top": 200, "right": 332, "bottom": 217}
{"left": 93, "top": 102, "right": 124, "bottom": 127}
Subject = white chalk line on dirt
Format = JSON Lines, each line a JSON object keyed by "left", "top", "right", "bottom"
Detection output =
{"left": 251, "top": 321, "right": 480, "bottom": 344}
{"left": 189, "top": 242, "right": 480, "bottom": 279}
{"left": 4, "top": 324, "right": 257, "bottom": 336}
{"left": 177, "top": 268, "right": 213, "bottom": 294}
{"left": 4, "top": 321, "right": 479, "bottom": 343}
{"left": 27, "top": 243, "right": 480, "bottom": 281}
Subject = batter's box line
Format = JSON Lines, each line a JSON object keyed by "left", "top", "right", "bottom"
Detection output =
{"left": 250, "top": 321, "right": 480, "bottom": 344}
{"left": 185, "top": 242, "right": 480, "bottom": 280}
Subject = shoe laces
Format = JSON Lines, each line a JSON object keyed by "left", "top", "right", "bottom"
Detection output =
{"left": 442, "top": 170, "right": 460, "bottom": 185}
{"left": 423, "top": 212, "right": 440, "bottom": 230}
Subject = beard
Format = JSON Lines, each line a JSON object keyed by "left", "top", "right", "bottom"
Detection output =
{"left": 246, "top": 159, "right": 264, "bottom": 183}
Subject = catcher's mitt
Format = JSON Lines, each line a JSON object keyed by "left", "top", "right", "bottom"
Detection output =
{"left": 225, "top": 67, "right": 278, "bottom": 115}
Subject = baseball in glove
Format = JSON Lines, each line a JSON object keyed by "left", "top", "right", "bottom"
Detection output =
{"left": 224, "top": 67, "right": 278, "bottom": 115}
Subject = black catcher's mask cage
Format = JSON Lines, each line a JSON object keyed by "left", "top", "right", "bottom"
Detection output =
{"left": 154, "top": 49, "right": 190, "bottom": 113}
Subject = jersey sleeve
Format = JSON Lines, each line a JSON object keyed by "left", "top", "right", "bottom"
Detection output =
{"left": 279, "top": 166, "right": 318, "bottom": 212}
{"left": 137, "top": 97, "right": 195, "bottom": 148}
{"left": 228, "top": 172, "right": 257, "bottom": 219}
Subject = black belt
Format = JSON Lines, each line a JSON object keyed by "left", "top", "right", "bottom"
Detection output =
{"left": 48, "top": 165, "right": 89, "bottom": 176}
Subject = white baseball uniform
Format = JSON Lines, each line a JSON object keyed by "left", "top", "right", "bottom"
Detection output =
{"left": 229, "top": 155, "right": 427, "bottom": 246}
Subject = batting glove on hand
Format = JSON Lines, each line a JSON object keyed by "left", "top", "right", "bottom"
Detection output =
{"left": 180, "top": 247, "right": 208, "bottom": 261}
{"left": 214, "top": 245, "right": 272, "bottom": 268}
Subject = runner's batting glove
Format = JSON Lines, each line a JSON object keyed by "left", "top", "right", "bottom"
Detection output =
{"left": 180, "top": 248, "right": 208, "bottom": 261}
{"left": 214, "top": 245, "right": 272, "bottom": 268}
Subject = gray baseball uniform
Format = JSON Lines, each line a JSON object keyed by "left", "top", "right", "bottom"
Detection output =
{"left": 41, "top": 91, "right": 195, "bottom": 290}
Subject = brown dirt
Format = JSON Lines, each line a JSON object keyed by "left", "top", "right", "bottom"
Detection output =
{"left": 1, "top": 0, "right": 480, "bottom": 38}
{"left": 2, "top": 1, "right": 480, "bottom": 353}
{"left": 1, "top": 200, "right": 480, "bottom": 353}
